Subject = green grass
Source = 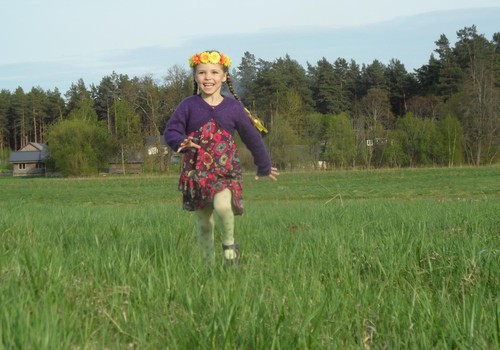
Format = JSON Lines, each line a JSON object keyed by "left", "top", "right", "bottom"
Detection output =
{"left": 0, "top": 167, "right": 499, "bottom": 349}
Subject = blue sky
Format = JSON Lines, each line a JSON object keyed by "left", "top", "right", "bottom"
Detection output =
{"left": 1, "top": 0, "right": 499, "bottom": 93}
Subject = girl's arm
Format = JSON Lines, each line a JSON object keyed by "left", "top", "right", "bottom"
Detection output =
{"left": 164, "top": 101, "right": 189, "bottom": 152}
{"left": 235, "top": 105, "right": 272, "bottom": 177}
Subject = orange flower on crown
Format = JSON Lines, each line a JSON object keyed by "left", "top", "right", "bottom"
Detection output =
{"left": 189, "top": 53, "right": 201, "bottom": 66}
{"left": 189, "top": 51, "right": 232, "bottom": 68}
{"left": 220, "top": 54, "right": 232, "bottom": 67}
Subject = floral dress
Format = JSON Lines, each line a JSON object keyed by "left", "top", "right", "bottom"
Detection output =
{"left": 179, "top": 120, "right": 244, "bottom": 215}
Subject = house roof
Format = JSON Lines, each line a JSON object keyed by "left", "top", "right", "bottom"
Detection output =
{"left": 8, "top": 142, "right": 49, "bottom": 163}
{"left": 28, "top": 142, "right": 47, "bottom": 152}
{"left": 16, "top": 142, "right": 48, "bottom": 152}
{"left": 8, "top": 151, "right": 47, "bottom": 163}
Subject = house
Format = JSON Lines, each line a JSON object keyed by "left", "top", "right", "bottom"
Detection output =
{"left": 8, "top": 142, "right": 48, "bottom": 177}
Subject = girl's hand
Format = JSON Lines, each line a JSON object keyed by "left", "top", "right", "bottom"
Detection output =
{"left": 255, "top": 167, "right": 280, "bottom": 181}
{"left": 177, "top": 136, "right": 201, "bottom": 153}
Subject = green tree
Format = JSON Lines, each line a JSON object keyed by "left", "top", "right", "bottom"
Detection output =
{"left": 361, "top": 60, "right": 388, "bottom": 94}
{"left": 359, "top": 87, "right": 394, "bottom": 130}
{"left": 302, "top": 112, "right": 329, "bottom": 165}
{"left": 265, "top": 112, "right": 300, "bottom": 170}
{"left": 324, "top": 113, "right": 356, "bottom": 169}
{"left": 407, "top": 95, "right": 444, "bottom": 120}
{"left": 332, "top": 58, "right": 351, "bottom": 113}
{"left": 346, "top": 59, "right": 363, "bottom": 104}
{"left": 92, "top": 74, "right": 117, "bottom": 133}
{"left": 163, "top": 65, "right": 192, "bottom": 121}
{"left": 308, "top": 57, "right": 350, "bottom": 114}
{"left": 46, "top": 88, "right": 65, "bottom": 122}
{"left": 385, "top": 58, "right": 417, "bottom": 116}
{"left": 371, "top": 122, "right": 392, "bottom": 168}
{"left": 252, "top": 54, "right": 313, "bottom": 120}
{"left": 434, "top": 34, "right": 463, "bottom": 100}
{"left": 415, "top": 54, "right": 441, "bottom": 95}
{"left": 493, "top": 32, "right": 500, "bottom": 87}
{"left": 161, "top": 65, "right": 193, "bottom": 171}
{"left": 114, "top": 99, "right": 141, "bottom": 141}
{"left": 394, "top": 113, "right": 437, "bottom": 166}
{"left": 0, "top": 90, "right": 10, "bottom": 154}
{"left": 65, "top": 79, "right": 91, "bottom": 114}
{"left": 47, "top": 118, "right": 113, "bottom": 176}
{"left": 452, "top": 26, "right": 500, "bottom": 165}
{"left": 67, "top": 98, "right": 98, "bottom": 123}
{"left": 435, "top": 115, "right": 464, "bottom": 166}
{"left": 235, "top": 51, "right": 258, "bottom": 103}
{"left": 384, "top": 130, "right": 411, "bottom": 167}
{"left": 27, "top": 87, "right": 49, "bottom": 144}
{"left": 50, "top": 93, "right": 111, "bottom": 176}
{"left": 276, "top": 88, "right": 308, "bottom": 139}
{"left": 135, "top": 75, "right": 162, "bottom": 135}
{"left": 10, "top": 87, "right": 29, "bottom": 150}
{"left": 308, "top": 57, "right": 337, "bottom": 114}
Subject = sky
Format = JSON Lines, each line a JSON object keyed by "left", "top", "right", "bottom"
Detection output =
{"left": 1, "top": 0, "right": 499, "bottom": 93}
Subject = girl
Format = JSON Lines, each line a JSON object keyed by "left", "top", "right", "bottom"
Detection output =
{"left": 164, "top": 50, "right": 279, "bottom": 265}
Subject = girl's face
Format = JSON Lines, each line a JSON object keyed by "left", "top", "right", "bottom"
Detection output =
{"left": 195, "top": 63, "right": 227, "bottom": 97}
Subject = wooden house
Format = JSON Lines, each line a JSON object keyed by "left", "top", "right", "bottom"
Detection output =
{"left": 8, "top": 142, "right": 48, "bottom": 177}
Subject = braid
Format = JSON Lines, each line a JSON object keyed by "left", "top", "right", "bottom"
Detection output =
{"left": 226, "top": 72, "right": 268, "bottom": 135}
{"left": 192, "top": 80, "right": 198, "bottom": 95}
{"left": 225, "top": 74, "right": 241, "bottom": 102}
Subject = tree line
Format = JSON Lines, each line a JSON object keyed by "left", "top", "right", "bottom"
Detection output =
{"left": 0, "top": 25, "right": 498, "bottom": 175}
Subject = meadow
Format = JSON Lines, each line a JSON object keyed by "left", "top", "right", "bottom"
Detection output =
{"left": 0, "top": 166, "right": 499, "bottom": 349}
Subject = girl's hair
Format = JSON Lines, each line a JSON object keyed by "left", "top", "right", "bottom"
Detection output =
{"left": 192, "top": 80, "right": 198, "bottom": 96}
{"left": 225, "top": 74, "right": 241, "bottom": 101}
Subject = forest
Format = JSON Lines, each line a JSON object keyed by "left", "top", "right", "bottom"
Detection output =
{"left": 0, "top": 25, "right": 498, "bottom": 175}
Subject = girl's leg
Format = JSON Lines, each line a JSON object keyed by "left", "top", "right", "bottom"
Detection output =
{"left": 195, "top": 204, "right": 215, "bottom": 264}
{"left": 213, "top": 188, "right": 237, "bottom": 260}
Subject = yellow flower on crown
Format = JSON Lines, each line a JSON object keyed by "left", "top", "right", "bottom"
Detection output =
{"left": 199, "top": 52, "right": 210, "bottom": 64}
{"left": 189, "top": 51, "right": 232, "bottom": 68}
{"left": 209, "top": 51, "right": 221, "bottom": 64}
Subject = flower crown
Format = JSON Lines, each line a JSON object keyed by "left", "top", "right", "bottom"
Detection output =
{"left": 189, "top": 51, "right": 232, "bottom": 68}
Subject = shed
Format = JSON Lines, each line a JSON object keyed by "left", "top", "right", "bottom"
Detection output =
{"left": 8, "top": 142, "right": 48, "bottom": 177}
{"left": 144, "top": 135, "right": 169, "bottom": 156}
{"left": 108, "top": 149, "right": 144, "bottom": 175}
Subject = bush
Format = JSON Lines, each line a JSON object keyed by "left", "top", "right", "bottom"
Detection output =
{"left": 47, "top": 119, "right": 115, "bottom": 176}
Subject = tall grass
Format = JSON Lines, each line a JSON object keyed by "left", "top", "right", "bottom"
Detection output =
{"left": 0, "top": 167, "right": 499, "bottom": 349}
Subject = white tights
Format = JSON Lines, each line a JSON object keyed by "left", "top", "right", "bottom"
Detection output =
{"left": 195, "top": 188, "right": 235, "bottom": 263}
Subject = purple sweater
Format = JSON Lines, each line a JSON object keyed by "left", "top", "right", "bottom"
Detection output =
{"left": 164, "top": 95, "right": 272, "bottom": 177}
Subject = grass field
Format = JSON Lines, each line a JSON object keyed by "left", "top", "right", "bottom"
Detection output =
{"left": 0, "top": 166, "right": 499, "bottom": 349}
